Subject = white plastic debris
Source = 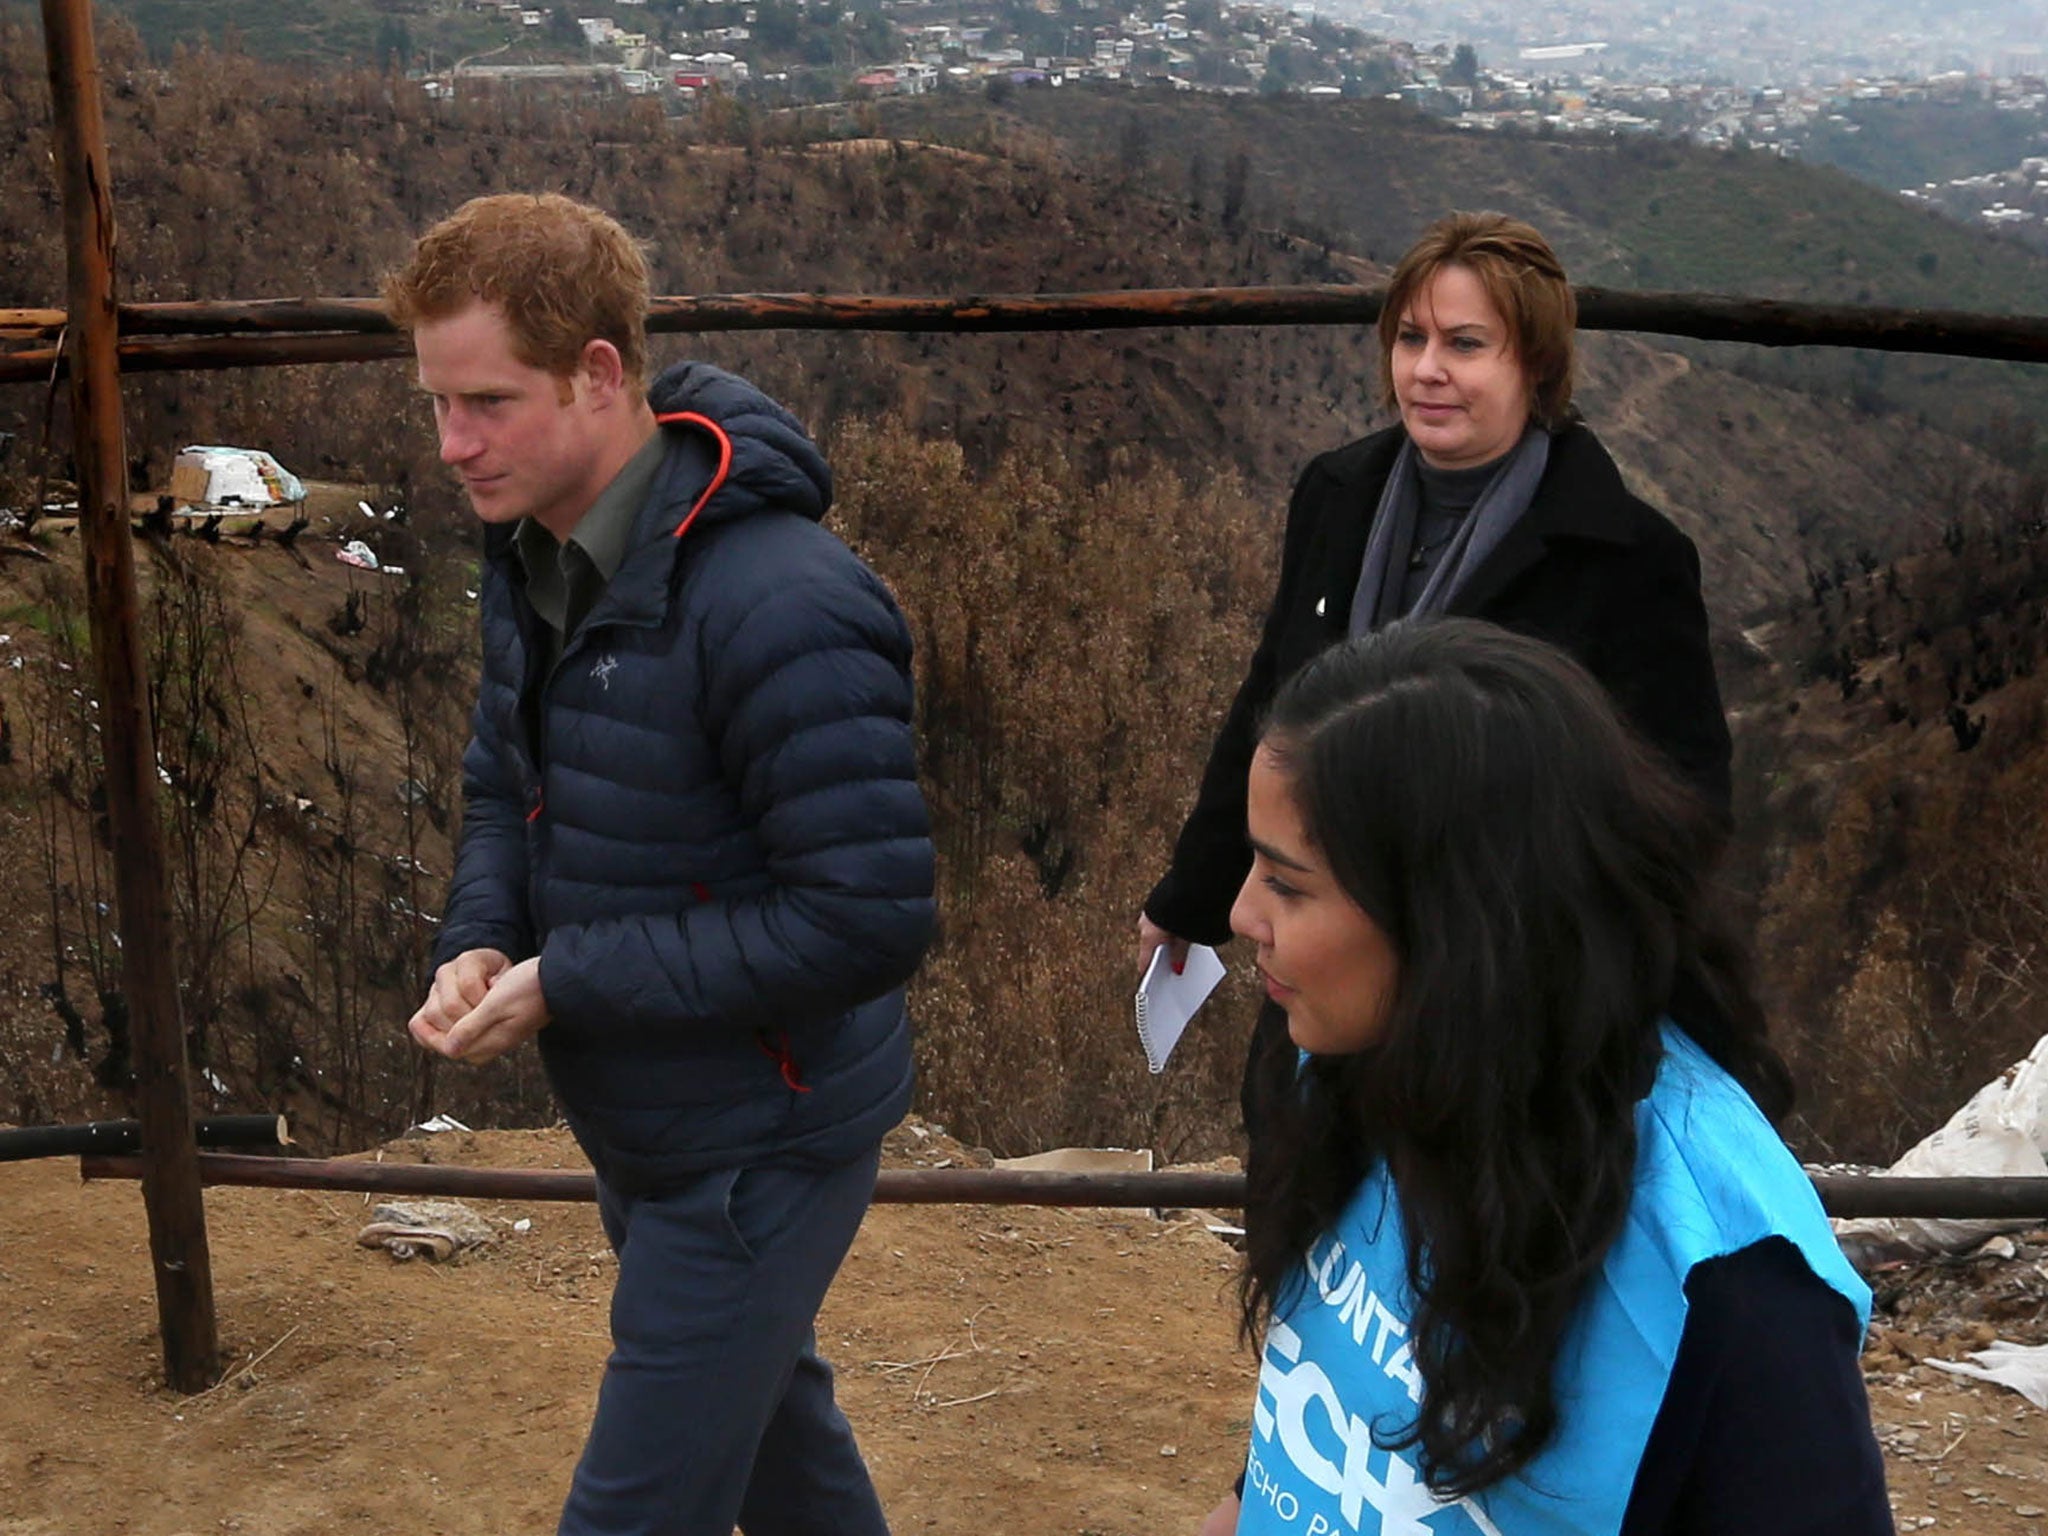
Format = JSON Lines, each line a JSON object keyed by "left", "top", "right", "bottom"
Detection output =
{"left": 357, "top": 499, "right": 376, "bottom": 519}
{"left": 172, "top": 444, "right": 305, "bottom": 508}
{"left": 412, "top": 1113, "right": 471, "bottom": 1134}
{"left": 512, "top": 1218, "right": 532, "bottom": 1234}
{"left": 336, "top": 539, "right": 380, "bottom": 570}
{"left": 994, "top": 1146, "right": 1154, "bottom": 1173}
{"left": 1833, "top": 1029, "right": 2048, "bottom": 1268}
{"left": 1928, "top": 1340, "right": 2048, "bottom": 1408}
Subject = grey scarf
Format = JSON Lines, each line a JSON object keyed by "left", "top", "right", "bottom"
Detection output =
{"left": 1348, "top": 425, "right": 1553, "bottom": 637}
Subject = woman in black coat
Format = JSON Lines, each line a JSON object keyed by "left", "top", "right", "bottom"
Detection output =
{"left": 1141, "top": 212, "right": 1732, "bottom": 1124}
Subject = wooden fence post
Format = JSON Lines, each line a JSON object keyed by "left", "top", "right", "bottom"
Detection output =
{"left": 40, "top": 0, "right": 219, "bottom": 1393}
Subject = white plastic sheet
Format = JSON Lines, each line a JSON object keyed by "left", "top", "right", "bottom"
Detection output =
{"left": 173, "top": 444, "right": 306, "bottom": 507}
{"left": 1832, "top": 1031, "right": 2048, "bottom": 1268}
{"left": 1928, "top": 1340, "right": 2048, "bottom": 1408}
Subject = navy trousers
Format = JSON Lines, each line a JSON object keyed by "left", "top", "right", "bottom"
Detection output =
{"left": 557, "top": 1146, "right": 890, "bottom": 1536}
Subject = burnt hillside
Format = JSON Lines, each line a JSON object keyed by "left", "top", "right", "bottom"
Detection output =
{"left": 0, "top": 27, "right": 2043, "bottom": 1161}
{"left": 880, "top": 85, "right": 2048, "bottom": 458}
{"left": 0, "top": 24, "right": 2015, "bottom": 619}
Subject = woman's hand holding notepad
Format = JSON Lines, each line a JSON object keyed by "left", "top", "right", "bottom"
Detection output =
{"left": 1134, "top": 943, "right": 1227, "bottom": 1073}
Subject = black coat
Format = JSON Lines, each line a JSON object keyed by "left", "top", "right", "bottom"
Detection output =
{"left": 1144, "top": 421, "right": 1732, "bottom": 946}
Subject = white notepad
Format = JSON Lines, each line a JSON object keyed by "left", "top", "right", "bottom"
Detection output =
{"left": 1134, "top": 942, "right": 1227, "bottom": 1074}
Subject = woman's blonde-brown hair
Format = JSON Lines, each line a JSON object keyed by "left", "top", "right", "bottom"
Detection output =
{"left": 383, "top": 193, "right": 651, "bottom": 388}
{"left": 1377, "top": 211, "right": 1576, "bottom": 430}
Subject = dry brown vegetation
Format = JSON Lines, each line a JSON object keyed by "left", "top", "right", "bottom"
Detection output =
{"left": 831, "top": 423, "right": 1273, "bottom": 1157}
{"left": 1735, "top": 481, "right": 2048, "bottom": 1160}
{"left": 0, "top": 525, "right": 561, "bottom": 1150}
{"left": 0, "top": 22, "right": 2045, "bottom": 1165}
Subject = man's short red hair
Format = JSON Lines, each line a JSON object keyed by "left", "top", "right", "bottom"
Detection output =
{"left": 384, "top": 193, "right": 651, "bottom": 388}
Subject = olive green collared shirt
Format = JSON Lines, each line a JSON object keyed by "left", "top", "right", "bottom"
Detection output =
{"left": 514, "top": 428, "right": 668, "bottom": 677}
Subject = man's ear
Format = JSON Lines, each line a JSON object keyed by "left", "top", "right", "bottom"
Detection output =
{"left": 577, "top": 338, "right": 628, "bottom": 405}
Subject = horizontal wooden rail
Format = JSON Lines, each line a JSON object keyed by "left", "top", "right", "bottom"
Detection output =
{"left": 1806, "top": 1173, "right": 2048, "bottom": 1220}
{"left": 1, "top": 1113, "right": 285, "bottom": 1163}
{"left": 3, "top": 286, "right": 2046, "bottom": 383}
{"left": 72, "top": 1150, "right": 2048, "bottom": 1221}
{"left": 0, "top": 297, "right": 392, "bottom": 338}
{"left": 79, "top": 1152, "right": 1244, "bottom": 1209}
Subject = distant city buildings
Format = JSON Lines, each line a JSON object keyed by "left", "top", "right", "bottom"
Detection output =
{"left": 1311, "top": 0, "right": 2041, "bottom": 89}
{"left": 415, "top": 0, "right": 2048, "bottom": 244}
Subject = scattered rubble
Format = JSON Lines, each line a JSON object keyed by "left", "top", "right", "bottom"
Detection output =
{"left": 354, "top": 1198, "right": 497, "bottom": 1263}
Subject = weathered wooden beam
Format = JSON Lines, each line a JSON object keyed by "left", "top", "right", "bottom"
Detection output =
{"left": 0, "top": 297, "right": 392, "bottom": 339}
{"left": 76, "top": 1152, "right": 2048, "bottom": 1221}
{"left": 1805, "top": 1174, "right": 2048, "bottom": 1220}
{"left": 876, "top": 1167, "right": 1242, "bottom": 1208}
{"left": 0, "top": 332, "right": 416, "bottom": 376}
{"left": 1574, "top": 287, "right": 2048, "bottom": 360}
{"left": 0, "top": 1113, "right": 285, "bottom": 1163}
{"left": 79, "top": 1151, "right": 1245, "bottom": 1210}
{"left": 41, "top": 0, "right": 218, "bottom": 1394}
{"left": 2, "top": 285, "right": 2047, "bottom": 382}
{"left": 6, "top": 289, "right": 1382, "bottom": 342}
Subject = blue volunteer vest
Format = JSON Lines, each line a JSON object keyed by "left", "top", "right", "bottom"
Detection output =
{"left": 1237, "top": 1027, "right": 1869, "bottom": 1536}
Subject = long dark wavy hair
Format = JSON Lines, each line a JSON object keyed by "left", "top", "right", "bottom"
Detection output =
{"left": 1238, "top": 618, "right": 1790, "bottom": 1498}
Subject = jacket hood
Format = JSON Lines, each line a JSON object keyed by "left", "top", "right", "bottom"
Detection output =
{"left": 646, "top": 361, "right": 832, "bottom": 532}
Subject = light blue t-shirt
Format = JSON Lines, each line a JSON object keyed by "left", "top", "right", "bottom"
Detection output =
{"left": 1237, "top": 1027, "right": 1869, "bottom": 1536}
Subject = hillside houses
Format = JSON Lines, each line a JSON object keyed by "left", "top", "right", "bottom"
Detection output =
{"left": 412, "top": 0, "right": 2048, "bottom": 215}
{"left": 862, "top": 0, "right": 1414, "bottom": 93}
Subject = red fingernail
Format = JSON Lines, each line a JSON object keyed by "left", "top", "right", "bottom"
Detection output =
{"left": 1173, "top": 959, "right": 1185, "bottom": 975}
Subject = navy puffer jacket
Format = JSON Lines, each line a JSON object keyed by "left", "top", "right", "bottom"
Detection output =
{"left": 434, "top": 362, "right": 934, "bottom": 1187}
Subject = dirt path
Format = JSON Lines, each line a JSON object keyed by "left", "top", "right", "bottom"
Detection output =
{"left": 1, "top": 1123, "right": 2043, "bottom": 1534}
{"left": 0, "top": 1124, "right": 1247, "bottom": 1536}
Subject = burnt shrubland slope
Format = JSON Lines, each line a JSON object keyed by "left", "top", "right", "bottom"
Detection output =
{"left": 0, "top": 27, "right": 2040, "bottom": 1159}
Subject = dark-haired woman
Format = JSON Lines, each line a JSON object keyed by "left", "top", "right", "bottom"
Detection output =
{"left": 1198, "top": 619, "right": 1887, "bottom": 1536}
{"left": 1139, "top": 213, "right": 1731, "bottom": 1131}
